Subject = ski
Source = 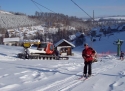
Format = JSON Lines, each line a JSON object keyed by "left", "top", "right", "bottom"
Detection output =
{"left": 78, "top": 75, "right": 89, "bottom": 80}
{"left": 78, "top": 76, "right": 84, "bottom": 80}
{"left": 81, "top": 75, "right": 93, "bottom": 81}
{"left": 77, "top": 73, "right": 96, "bottom": 81}
{"left": 77, "top": 75, "right": 86, "bottom": 80}
{"left": 85, "top": 76, "right": 90, "bottom": 79}
{"left": 77, "top": 76, "right": 88, "bottom": 81}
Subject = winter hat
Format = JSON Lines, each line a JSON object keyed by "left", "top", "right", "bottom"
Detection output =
{"left": 84, "top": 43, "right": 88, "bottom": 46}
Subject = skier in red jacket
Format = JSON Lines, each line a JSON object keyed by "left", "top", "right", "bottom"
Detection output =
{"left": 82, "top": 43, "right": 96, "bottom": 77}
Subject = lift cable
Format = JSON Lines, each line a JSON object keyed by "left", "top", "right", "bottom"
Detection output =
{"left": 31, "top": 0, "right": 56, "bottom": 13}
{"left": 71, "top": 0, "right": 93, "bottom": 20}
{"left": 31, "top": 0, "right": 43, "bottom": 12}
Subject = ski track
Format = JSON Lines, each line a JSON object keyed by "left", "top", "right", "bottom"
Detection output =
{"left": 36, "top": 59, "right": 119, "bottom": 91}
{"left": 36, "top": 74, "right": 79, "bottom": 91}
{"left": 44, "top": 77, "right": 82, "bottom": 91}
{"left": 0, "top": 84, "right": 20, "bottom": 91}
{"left": 58, "top": 79, "right": 83, "bottom": 91}
{"left": 0, "top": 74, "right": 9, "bottom": 78}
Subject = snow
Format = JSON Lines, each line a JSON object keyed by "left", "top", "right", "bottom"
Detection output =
{"left": 7, "top": 25, "right": 76, "bottom": 39}
{"left": 3, "top": 37, "right": 20, "bottom": 42}
{"left": 94, "top": 16, "right": 125, "bottom": 21}
{"left": 0, "top": 10, "right": 12, "bottom": 15}
{"left": 54, "top": 39, "right": 75, "bottom": 48}
{"left": 0, "top": 31, "right": 125, "bottom": 91}
{"left": 0, "top": 12, "right": 36, "bottom": 29}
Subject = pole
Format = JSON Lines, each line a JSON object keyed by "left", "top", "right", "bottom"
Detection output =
{"left": 93, "top": 10, "right": 94, "bottom": 25}
{"left": 117, "top": 39, "right": 121, "bottom": 56}
{"left": 114, "top": 39, "right": 124, "bottom": 56}
{"left": 91, "top": 10, "right": 95, "bottom": 47}
{"left": 113, "top": 39, "right": 124, "bottom": 56}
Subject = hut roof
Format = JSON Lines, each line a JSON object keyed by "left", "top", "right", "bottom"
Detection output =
{"left": 55, "top": 39, "right": 75, "bottom": 47}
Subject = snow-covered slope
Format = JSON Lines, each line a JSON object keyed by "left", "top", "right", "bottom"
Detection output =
{"left": 73, "top": 31, "right": 125, "bottom": 54}
{"left": 0, "top": 31, "right": 125, "bottom": 91}
{"left": 0, "top": 10, "right": 12, "bottom": 15}
{"left": 94, "top": 16, "right": 125, "bottom": 21}
{"left": 0, "top": 11, "right": 36, "bottom": 29}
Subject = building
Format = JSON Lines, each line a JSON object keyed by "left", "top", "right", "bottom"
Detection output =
{"left": 55, "top": 39, "right": 75, "bottom": 56}
{"left": 3, "top": 37, "right": 20, "bottom": 46}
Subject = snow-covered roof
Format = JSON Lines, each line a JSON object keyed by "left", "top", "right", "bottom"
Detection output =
{"left": 23, "top": 39, "right": 40, "bottom": 43}
{"left": 118, "top": 24, "right": 125, "bottom": 30}
{"left": 69, "top": 35, "right": 76, "bottom": 40}
{"left": 55, "top": 39, "right": 75, "bottom": 48}
{"left": 3, "top": 37, "right": 20, "bottom": 42}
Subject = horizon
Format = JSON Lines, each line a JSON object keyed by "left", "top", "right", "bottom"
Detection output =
{"left": 0, "top": 0, "right": 125, "bottom": 18}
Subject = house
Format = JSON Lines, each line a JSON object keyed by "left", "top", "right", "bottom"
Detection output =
{"left": 54, "top": 39, "right": 75, "bottom": 56}
{"left": 3, "top": 37, "right": 20, "bottom": 46}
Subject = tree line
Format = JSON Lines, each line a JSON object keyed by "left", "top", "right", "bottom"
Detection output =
{"left": 29, "top": 11, "right": 89, "bottom": 29}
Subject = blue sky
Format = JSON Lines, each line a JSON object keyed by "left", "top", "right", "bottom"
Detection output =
{"left": 0, "top": 0, "right": 125, "bottom": 18}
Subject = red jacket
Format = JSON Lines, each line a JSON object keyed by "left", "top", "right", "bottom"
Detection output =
{"left": 82, "top": 47, "right": 95, "bottom": 62}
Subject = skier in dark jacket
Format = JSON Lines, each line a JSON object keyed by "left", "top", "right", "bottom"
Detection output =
{"left": 82, "top": 43, "right": 96, "bottom": 77}
{"left": 120, "top": 51, "right": 124, "bottom": 60}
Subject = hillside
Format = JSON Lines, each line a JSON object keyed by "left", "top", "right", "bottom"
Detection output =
{"left": 0, "top": 10, "right": 125, "bottom": 46}
{"left": 94, "top": 15, "right": 125, "bottom": 21}
{"left": 0, "top": 10, "right": 37, "bottom": 29}
{"left": 1, "top": 10, "right": 125, "bottom": 30}
{"left": 0, "top": 10, "right": 88, "bottom": 29}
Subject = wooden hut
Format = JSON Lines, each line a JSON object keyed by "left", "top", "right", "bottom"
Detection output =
{"left": 55, "top": 39, "right": 75, "bottom": 56}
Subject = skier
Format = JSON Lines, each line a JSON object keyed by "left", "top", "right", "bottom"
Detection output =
{"left": 82, "top": 43, "right": 96, "bottom": 77}
{"left": 120, "top": 51, "right": 124, "bottom": 60}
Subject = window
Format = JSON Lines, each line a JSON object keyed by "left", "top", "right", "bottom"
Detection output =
{"left": 40, "top": 43, "right": 47, "bottom": 48}
{"left": 50, "top": 45, "right": 53, "bottom": 51}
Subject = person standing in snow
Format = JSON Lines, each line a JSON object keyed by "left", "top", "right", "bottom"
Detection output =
{"left": 120, "top": 51, "right": 124, "bottom": 60}
{"left": 82, "top": 43, "right": 96, "bottom": 77}
{"left": 54, "top": 47, "right": 60, "bottom": 60}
